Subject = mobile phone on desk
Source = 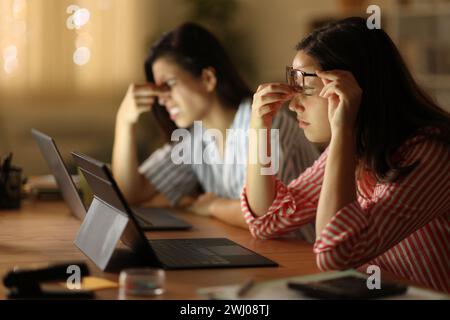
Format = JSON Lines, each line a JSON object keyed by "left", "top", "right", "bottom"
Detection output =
{"left": 287, "top": 275, "right": 407, "bottom": 299}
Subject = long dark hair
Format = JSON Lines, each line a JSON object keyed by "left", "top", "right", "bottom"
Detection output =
{"left": 297, "top": 17, "right": 450, "bottom": 182}
{"left": 144, "top": 22, "right": 252, "bottom": 141}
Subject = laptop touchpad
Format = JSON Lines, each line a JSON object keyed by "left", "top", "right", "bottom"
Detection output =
{"left": 208, "top": 245, "right": 251, "bottom": 256}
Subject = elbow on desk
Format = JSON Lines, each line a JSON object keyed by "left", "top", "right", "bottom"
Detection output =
{"left": 121, "top": 188, "right": 155, "bottom": 206}
{"left": 248, "top": 224, "right": 272, "bottom": 240}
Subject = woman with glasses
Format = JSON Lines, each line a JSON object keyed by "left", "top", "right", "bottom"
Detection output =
{"left": 112, "top": 22, "right": 319, "bottom": 234}
{"left": 242, "top": 17, "right": 450, "bottom": 292}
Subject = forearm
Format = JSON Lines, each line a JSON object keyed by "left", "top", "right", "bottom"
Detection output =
{"left": 210, "top": 199, "right": 249, "bottom": 229}
{"left": 316, "top": 128, "right": 356, "bottom": 236}
{"left": 112, "top": 118, "right": 155, "bottom": 203}
{"left": 245, "top": 117, "right": 277, "bottom": 217}
{"left": 245, "top": 83, "right": 294, "bottom": 218}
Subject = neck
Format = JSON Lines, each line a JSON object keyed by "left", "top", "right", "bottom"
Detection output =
{"left": 202, "top": 97, "right": 237, "bottom": 135}
{"left": 201, "top": 97, "right": 238, "bottom": 160}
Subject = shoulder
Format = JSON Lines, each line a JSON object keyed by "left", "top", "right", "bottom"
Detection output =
{"left": 229, "top": 99, "right": 252, "bottom": 130}
{"left": 239, "top": 98, "right": 252, "bottom": 110}
{"left": 396, "top": 128, "right": 450, "bottom": 167}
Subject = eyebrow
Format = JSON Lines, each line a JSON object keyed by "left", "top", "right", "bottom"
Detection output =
{"left": 292, "top": 64, "right": 316, "bottom": 73}
{"left": 154, "top": 75, "right": 174, "bottom": 86}
{"left": 291, "top": 68, "right": 318, "bottom": 78}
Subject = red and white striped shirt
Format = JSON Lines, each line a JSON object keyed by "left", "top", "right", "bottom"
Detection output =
{"left": 241, "top": 133, "right": 450, "bottom": 293}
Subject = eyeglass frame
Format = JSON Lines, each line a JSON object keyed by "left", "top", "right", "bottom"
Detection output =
{"left": 285, "top": 66, "right": 319, "bottom": 96}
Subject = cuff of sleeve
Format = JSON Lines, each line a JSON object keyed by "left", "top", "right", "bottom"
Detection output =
{"left": 160, "top": 188, "right": 186, "bottom": 207}
{"left": 240, "top": 178, "right": 297, "bottom": 225}
{"left": 313, "top": 201, "right": 367, "bottom": 254}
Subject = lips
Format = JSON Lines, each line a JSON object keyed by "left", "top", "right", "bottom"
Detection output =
{"left": 297, "top": 118, "right": 310, "bottom": 129}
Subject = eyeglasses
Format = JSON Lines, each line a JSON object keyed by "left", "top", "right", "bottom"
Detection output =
{"left": 286, "top": 66, "right": 318, "bottom": 96}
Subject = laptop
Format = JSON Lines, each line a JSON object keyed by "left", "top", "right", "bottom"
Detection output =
{"left": 72, "top": 151, "right": 278, "bottom": 270}
{"left": 31, "top": 129, "right": 191, "bottom": 231}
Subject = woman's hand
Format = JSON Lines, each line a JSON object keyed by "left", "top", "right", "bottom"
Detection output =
{"left": 187, "top": 192, "right": 219, "bottom": 217}
{"left": 317, "top": 70, "right": 362, "bottom": 134}
{"left": 116, "top": 83, "right": 167, "bottom": 126}
{"left": 251, "top": 83, "right": 295, "bottom": 129}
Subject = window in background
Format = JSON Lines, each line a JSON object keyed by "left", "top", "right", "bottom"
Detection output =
{"left": 0, "top": 0, "right": 157, "bottom": 175}
{"left": 0, "top": 0, "right": 154, "bottom": 98}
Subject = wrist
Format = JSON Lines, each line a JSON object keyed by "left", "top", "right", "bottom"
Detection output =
{"left": 115, "top": 117, "right": 137, "bottom": 140}
{"left": 250, "top": 112, "right": 271, "bottom": 129}
{"left": 329, "top": 128, "right": 357, "bottom": 164}
{"left": 208, "top": 199, "right": 219, "bottom": 217}
{"left": 331, "top": 126, "right": 355, "bottom": 142}
{"left": 116, "top": 111, "right": 136, "bottom": 129}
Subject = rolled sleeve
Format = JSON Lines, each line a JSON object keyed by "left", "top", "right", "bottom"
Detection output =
{"left": 240, "top": 178, "right": 316, "bottom": 240}
{"left": 240, "top": 148, "right": 328, "bottom": 240}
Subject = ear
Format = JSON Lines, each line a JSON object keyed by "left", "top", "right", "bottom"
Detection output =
{"left": 201, "top": 67, "right": 217, "bottom": 93}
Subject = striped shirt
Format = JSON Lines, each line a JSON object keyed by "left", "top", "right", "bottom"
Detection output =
{"left": 241, "top": 132, "right": 450, "bottom": 293}
{"left": 139, "top": 99, "right": 319, "bottom": 241}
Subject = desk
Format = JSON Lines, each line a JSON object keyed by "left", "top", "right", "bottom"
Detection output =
{"left": 0, "top": 200, "right": 320, "bottom": 299}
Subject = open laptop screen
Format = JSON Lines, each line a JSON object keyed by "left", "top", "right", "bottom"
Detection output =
{"left": 31, "top": 129, "right": 87, "bottom": 220}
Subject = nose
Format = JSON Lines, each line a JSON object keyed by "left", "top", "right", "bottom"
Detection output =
{"left": 288, "top": 97, "right": 305, "bottom": 113}
{"left": 158, "top": 91, "right": 172, "bottom": 107}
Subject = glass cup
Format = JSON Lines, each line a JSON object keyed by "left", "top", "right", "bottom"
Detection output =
{"left": 119, "top": 268, "right": 165, "bottom": 298}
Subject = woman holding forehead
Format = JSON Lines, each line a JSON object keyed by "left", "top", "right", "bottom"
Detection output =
{"left": 112, "top": 22, "right": 319, "bottom": 235}
{"left": 243, "top": 17, "right": 450, "bottom": 293}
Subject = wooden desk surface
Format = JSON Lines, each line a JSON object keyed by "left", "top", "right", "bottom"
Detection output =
{"left": 0, "top": 200, "right": 320, "bottom": 300}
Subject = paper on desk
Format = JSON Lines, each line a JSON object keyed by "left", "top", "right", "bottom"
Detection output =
{"left": 197, "top": 270, "right": 449, "bottom": 300}
{"left": 28, "top": 174, "right": 80, "bottom": 189}
{"left": 59, "top": 276, "right": 118, "bottom": 291}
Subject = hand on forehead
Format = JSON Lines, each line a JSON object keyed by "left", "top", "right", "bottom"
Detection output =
{"left": 133, "top": 83, "right": 170, "bottom": 97}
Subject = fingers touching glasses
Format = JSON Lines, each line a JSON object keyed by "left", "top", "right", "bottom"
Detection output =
{"left": 285, "top": 66, "right": 319, "bottom": 96}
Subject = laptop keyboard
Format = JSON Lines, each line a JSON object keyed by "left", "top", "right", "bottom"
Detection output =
{"left": 149, "top": 239, "right": 230, "bottom": 266}
{"left": 135, "top": 214, "right": 153, "bottom": 226}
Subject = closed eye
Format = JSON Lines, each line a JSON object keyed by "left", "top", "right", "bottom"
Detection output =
{"left": 302, "top": 87, "right": 316, "bottom": 96}
{"left": 165, "top": 79, "right": 176, "bottom": 88}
